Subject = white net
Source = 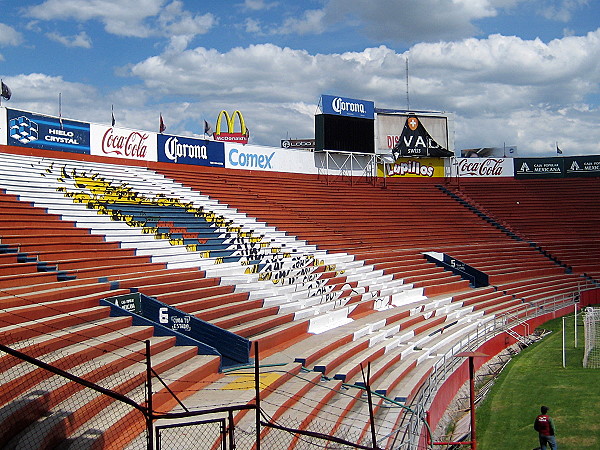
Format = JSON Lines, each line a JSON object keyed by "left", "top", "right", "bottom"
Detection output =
{"left": 583, "top": 307, "right": 600, "bottom": 368}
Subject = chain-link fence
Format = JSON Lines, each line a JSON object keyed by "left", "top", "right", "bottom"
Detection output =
{"left": 0, "top": 336, "right": 413, "bottom": 450}
{"left": 156, "top": 418, "right": 227, "bottom": 450}
{"left": 0, "top": 341, "right": 148, "bottom": 449}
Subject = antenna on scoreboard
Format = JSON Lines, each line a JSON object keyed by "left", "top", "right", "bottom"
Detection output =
{"left": 405, "top": 56, "right": 410, "bottom": 111}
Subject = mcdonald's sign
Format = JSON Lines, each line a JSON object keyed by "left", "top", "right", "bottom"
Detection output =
{"left": 213, "top": 110, "right": 249, "bottom": 144}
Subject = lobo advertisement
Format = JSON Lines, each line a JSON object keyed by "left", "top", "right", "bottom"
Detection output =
{"left": 377, "top": 157, "right": 445, "bottom": 178}
{"left": 6, "top": 108, "right": 90, "bottom": 154}
{"left": 225, "top": 143, "right": 317, "bottom": 174}
{"left": 158, "top": 134, "right": 225, "bottom": 167}
{"left": 90, "top": 124, "right": 157, "bottom": 162}
{"left": 453, "top": 158, "right": 514, "bottom": 177}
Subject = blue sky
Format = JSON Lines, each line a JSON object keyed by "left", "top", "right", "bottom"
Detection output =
{"left": 1, "top": 0, "right": 600, "bottom": 155}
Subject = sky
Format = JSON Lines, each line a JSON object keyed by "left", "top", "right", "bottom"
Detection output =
{"left": 1, "top": 0, "right": 600, "bottom": 156}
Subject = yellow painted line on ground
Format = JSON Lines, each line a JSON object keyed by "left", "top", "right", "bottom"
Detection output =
{"left": 222, "top": 373, "right": 281, "bottom": 390}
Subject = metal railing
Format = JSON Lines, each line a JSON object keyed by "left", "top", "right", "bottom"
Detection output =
{"left": 391, "top": 287, "right": 588, "bottom": 449}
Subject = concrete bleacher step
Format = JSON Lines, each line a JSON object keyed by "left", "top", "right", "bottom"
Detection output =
{"left": 64, "top": 353, "right": 221, "bottom": 450}
{"left": 0, "top": 334, "right": 178, "bottom": 444}
{"left": 5, "top": 343, "right": 214, "bottom": 450}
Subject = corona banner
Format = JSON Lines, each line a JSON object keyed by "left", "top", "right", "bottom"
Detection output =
{"left": 213, "top": 110, "right": 249, "bottom": 144}
{"left": 320, "top": 94, "right": 375, "bottom": 120}
{"left": 377, "top": 157, "right": 445, "bottom": 178}
{"left": 158, "top": 134, "right": 225, "bottom": 167}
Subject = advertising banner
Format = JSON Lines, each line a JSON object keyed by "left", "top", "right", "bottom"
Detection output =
{"left": 320, "top": 94, "right": 375, "bottom": 119}
{"left": 157, "top": 134, "right": 225, "bottom": 167}
{"left": 391, "top": 115, "right": 453, "bottom": 158}
{"left": 281, "top": 139, "right": 315, "bottom": 150}
{"left": 213, "top": 110, "right": 249, "bottom": 144}
{"left": 564, "top": 156, "right": 600, "bottom": 177}
{"left": 0, "top": 107, "right": 6, "bottom": 146}
{"left": 377, "top": 157, "right": 445, "bottom": 178}
{"left": 6, "top": 108, "right": 90, "bottom": 154}
{"left": 377, "top": 113, "right": 448, "bottom": 154}
{"left": 514, "top": 157, "right": 564, "bottom": 179}
{"left": 225, "top": 143, "right": 318, "bottom": 174}
{"left": 90, "top": 124, "right": 157, "bottom": 162}
{"left": 453, "top": 158, "right": 514, "bottom": 177}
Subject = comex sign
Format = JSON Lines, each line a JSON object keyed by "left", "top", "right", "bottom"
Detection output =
{"left": 228, "top": 145, "right": 275, "bottom": 170}
{"left": 213, "top": 110, "right": 249, "bottom": 144}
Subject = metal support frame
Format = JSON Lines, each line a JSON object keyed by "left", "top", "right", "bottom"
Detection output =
{"left": 316, "top": 149, "right": 378, "bottom": 185}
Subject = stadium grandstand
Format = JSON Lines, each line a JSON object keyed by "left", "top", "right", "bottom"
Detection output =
{"left": 0, "top": 104, "right": 598, "bottom": 449}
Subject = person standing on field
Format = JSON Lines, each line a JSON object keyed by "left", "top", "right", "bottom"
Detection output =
{"left": 534, "top": 405, "right": 557, "bottom": 450}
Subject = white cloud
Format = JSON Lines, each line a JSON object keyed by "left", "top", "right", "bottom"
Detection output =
{"left": 321, "top": 0, "right": 524, "bottom": 43}
{"left": 7, "top": 21, "right": 600, "bottom": 155}
{"left": 125, "top": 28, "right": 600, "bottom": 152}
{"left": 244, "top": 18, "right": 263, "bottom": 34}
{"left": 0, "top": 23, "right": 23, "bottom": 46}
{"left": 159, "top": 1, "right": 216, "bottom": 38}
{"left": 241, "top": 0, "right": 278, "bottom": 11}
{"left": 28, "top": 0, "right": 164, "bottom": 37}
{"left": 539, "top": 0, "right": 590, "bottom": 22}
{"left": 276, "top": 9, "right": 326, "bottom": 35}
{"left": 27, "top": 0, "right": 215, "bottom": 44}
{"left": 46, "top": 31, "right": 92, "bottom": 48}
{"left": 2, "top": 73, "right": 99, "bottom": 119}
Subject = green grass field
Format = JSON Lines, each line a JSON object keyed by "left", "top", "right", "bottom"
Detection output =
{"left": 476, "top": 314, "right": 600, "bottom": 450}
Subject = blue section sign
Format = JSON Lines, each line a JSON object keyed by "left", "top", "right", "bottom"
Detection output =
{"left": 320, "top": 94, "right": 375, "bottom": 119}
{"left": 102, "top": 292, "right": 251, "bottom": 368}
{"left": 157, "top": 134, "right": 225, "bottom": 167}
{"left": 6, "top": 108, "right": 90, "bottom": 154}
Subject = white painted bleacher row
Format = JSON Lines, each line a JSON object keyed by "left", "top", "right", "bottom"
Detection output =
{"left": 0, "top": 152, "right": 427, "bottom": 334}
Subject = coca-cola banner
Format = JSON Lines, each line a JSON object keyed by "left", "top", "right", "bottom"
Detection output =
{"left": 90, "top": 124, "right": 157, "bottom": 162}
{"left": 157, "top": 134, "right": 225, "bottom": 167}
{"left": 453, "top": 158, "right": 514, "bottom": 177}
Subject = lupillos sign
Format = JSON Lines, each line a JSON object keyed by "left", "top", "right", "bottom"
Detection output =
{"left": 213, "top": 110, "right": 249, "bottom": 144}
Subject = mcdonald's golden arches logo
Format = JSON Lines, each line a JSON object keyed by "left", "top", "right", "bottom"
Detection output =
{"left": 213, "top": 110, "right": 249, "bottom": 144}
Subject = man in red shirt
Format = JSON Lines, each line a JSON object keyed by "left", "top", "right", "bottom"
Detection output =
{"left": 534, "top": 405, "right": 557, "bottom": 450}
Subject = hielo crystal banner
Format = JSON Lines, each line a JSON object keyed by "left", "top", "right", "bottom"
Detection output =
{"left": 6, "top": 108, "right": 90, "bottom": 154}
